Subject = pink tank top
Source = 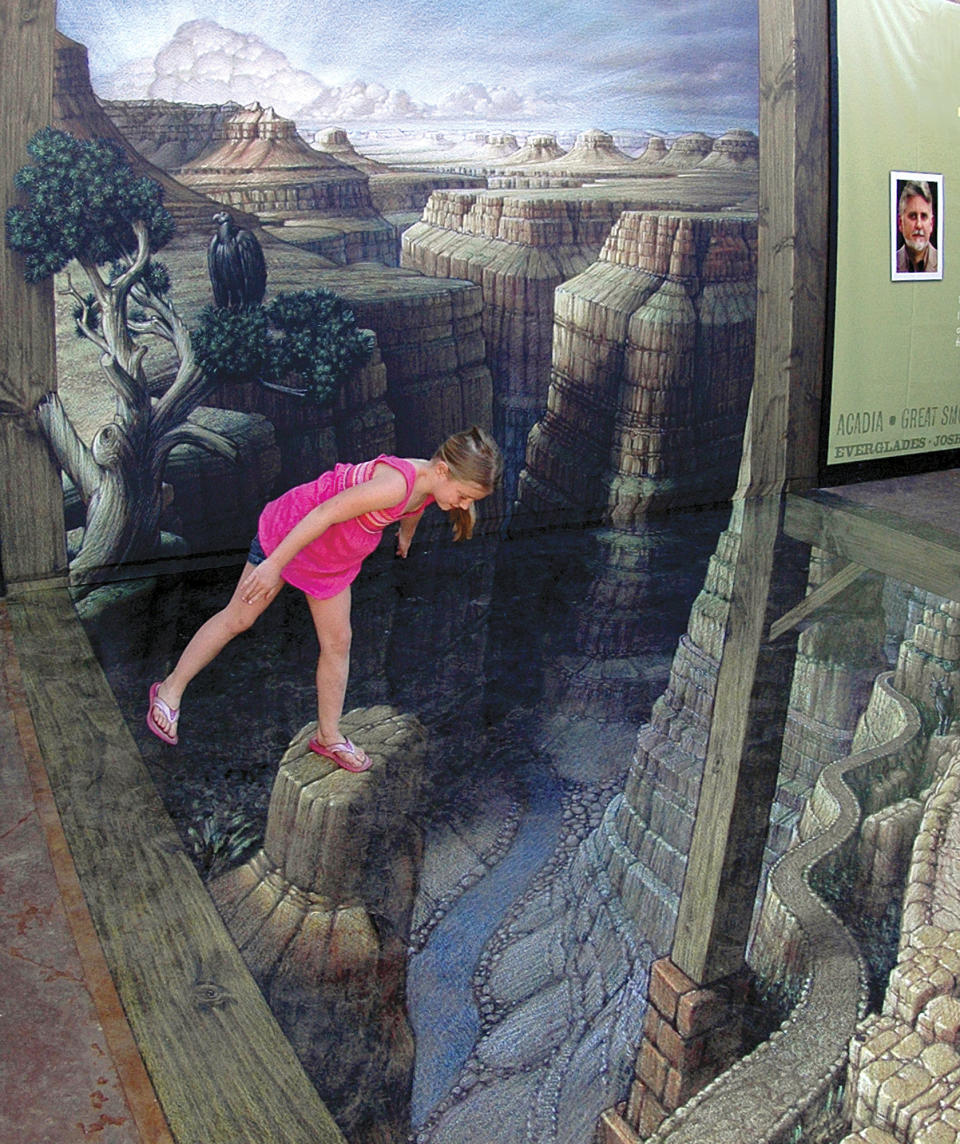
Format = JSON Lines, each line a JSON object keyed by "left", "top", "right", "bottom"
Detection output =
{"left": 257, "top": 455, "right": 430, "bottom": 599}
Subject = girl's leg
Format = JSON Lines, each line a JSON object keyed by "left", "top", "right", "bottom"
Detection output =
{"left": 304, "top": 586, "right": 356, "bottom": 751}
{"left": 150, "top": 561, "right": 281, "bottom": 737}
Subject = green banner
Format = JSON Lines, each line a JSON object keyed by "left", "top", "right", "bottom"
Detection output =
{"left": 829, "top": 0, "right": 960, "bottom": 465}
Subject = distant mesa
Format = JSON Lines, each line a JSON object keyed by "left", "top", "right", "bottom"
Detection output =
{"left": 634, "top": 135, "right": 670, "bottom": 165}
{"left": 311, "top": 126, "right": 389, "bottom": 174}
{"left": 700, "top": 128, "right": 759, "bottom": 170}
{"left": 520, "top": 134, "right": 566, "bottom": 162}
{"left": 53, "top": 30, "right": 259, "bottom": 233}
{"left": 539, "top": 128, "right": 635, "bottom": 170}
{"left": 177, "top": 103, "right": 375, "bottom": 217}
{"left": 657, "top": 131, "right": 715, "bottom": 168}
{"left": 476, "top": 133, "right": 520, "bottom": 160}
{"left": 495, "top": 134, "right": 565, "bottom": 166}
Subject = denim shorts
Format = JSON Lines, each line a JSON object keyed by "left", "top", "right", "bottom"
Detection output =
{"left": 247, "top": 534, "right": 267, "bottom": 565}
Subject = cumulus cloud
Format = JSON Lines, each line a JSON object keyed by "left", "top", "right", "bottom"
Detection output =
{"left": 295, "top": 79, "right": 428, "bottom": 124}
{"left": 96, "top": 19, "right": 326, "bottom": 116}
{"left": 435, "top": 82, "right": 550, "bottom": 119}
{"left": 93, "top": 18, "right": 572, "bottom": 126}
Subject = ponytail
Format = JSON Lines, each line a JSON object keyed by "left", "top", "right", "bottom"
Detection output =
{"left": 433, "top": 426, "right": 503, "bottom": 542}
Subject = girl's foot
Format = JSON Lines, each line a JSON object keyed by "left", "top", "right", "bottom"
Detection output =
{"left": 146, "top": 682, "right": 180, "bottom": 745}
{"left": 309, "top": 737, "right": 371, "bottom": 773}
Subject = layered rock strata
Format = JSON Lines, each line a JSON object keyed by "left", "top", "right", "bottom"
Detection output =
{"left": 656, "top": 132, "right": 716, "bottom": 169}
{"left": 842, "top": 739, "right": 960, "bottom": 1142}
{"left": 210, "top": 707, "right": 426, "bottom": 1144}
{"left": 203, "top": 342, "right": 394, "bottom": 492}
{"left": 535, "top": 520, "right": 723, "bottom": 791}
{"left": 178, "top": 103, "right": 374, "bottom": 218}
{"left": 401, "top": 190, "right": 640, "bottom": 496}
{"left": 54, "top": 32, "right": 259, "bottom": 233}
{"left": 538, "top": 128, "right": 636, "bottom": 174}
{"left": 634, "top": 136, "right": 670, "bottom": 166}
{"left": 100, "top": 98, "right": 239, "bottom": 169}
{"left": 477, "top": 133, "right": 521, "bottom": 160}
{"left": 700, "top": 129, "right": 760, "bottom": 170}
{"left": 497, "top": 134, "right": 566, "bottom": 166}
{"left": 517, "top": 210, "right": 757, "bottom": 524}
{"left": 893, "top": 589, "right": 960, "bottom": 728}
{"left": 766, "top": 550, "right": 889, "bottom": 868}
{"left": 305, "top": 264, "right": 495, "bottom": 462}
{"left": 311, "top": 125, "right": 390, "bottom": 174}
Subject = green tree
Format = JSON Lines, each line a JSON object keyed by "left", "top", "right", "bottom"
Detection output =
{"left": 6, "top": 128, "right": 372, "bottom": 583}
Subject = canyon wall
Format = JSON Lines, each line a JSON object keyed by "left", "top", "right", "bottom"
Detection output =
{"left": 177, "top": 103, "right": 374, "bottom": 218}
{"left": 99, "top": 97, "right": 239, "bottom": 169}
{"left": 401, "top": 191, "right": 648, "bottom": 496}
{"left": 517, "top": 210, "right": 757, "bottom": 525}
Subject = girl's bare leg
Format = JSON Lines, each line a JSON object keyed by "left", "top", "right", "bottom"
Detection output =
{"left": 150, "top": 561, "right": 282, "bottom": 737}
{"left": 305, "top": 586, "right": 354, "bottom": 747}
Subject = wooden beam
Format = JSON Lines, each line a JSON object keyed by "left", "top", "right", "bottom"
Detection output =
{"left": 8, "top": 587, "right": 345, "bottom": 1144}
{"left": 672, "top": 499, "right": 809, "bottom": 982}
{"left": 0, "top": 0, "right": 67, "bottom": 586}
{"left": 785, "top": 490, "right": 960, "bottom": 601}
{"left": 670, "top": 0, "right": 830, "bottom": 984}
{"left": 739, "top": 0, "right": 830, "bottom": 497}
{"left": 769, "top": 559, "right": 868, "bottom": 642}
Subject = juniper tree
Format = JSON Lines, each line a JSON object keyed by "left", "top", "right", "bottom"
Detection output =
{"left": 6, "top": 128, "right": 372, "bottom": 583}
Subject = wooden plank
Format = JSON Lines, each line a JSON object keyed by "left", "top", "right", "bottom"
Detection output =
{"left": 669, "top": 0, "right": 830, "bottom": 983}
{"left": 768, "top": 559, "right": 868, "bottom": 642}
{"left": 785, "top": 489, "right": 960, "bottom": 600}
{"left": 672, "top": 498, "right": 809, "bottom": 983}
{"left": 739, "top": 0, "right": 830, "bottom": 496}
{"left": 0, "top": 0, "right": 67, "bottom": 584}
{"left": 8, "top": 587, "right": 345, "bottom": 1144}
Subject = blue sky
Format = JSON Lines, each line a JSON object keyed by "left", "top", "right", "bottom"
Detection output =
{"left": 56, "top": 0, "right": 759, "bottom": 135}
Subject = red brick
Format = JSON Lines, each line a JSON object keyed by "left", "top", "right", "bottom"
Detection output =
{"left": 648, "top": 958, "right": 696, "bottom": 1023}
{"left": 625, "top": 1079, "right": 645, "bottom": 1126}
{"left": 655, "top": 1019, "right": 705, "bottom": 1072}
{"left": 598, "top": 1108, "right": 641, "bottom": 1144}
{"left": 638, "top": 1090, "right": 669, "bottom": 1139}
{"left": 676, "top": 986, "right": 727, "bottom": 1038}
{"left": 638, "top": 1039, "right": 669, "bottom": 1100}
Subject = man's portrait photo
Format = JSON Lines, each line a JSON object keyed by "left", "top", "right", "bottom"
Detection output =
{"left": 891, "top": 171, "right": 943, "bottom": 280}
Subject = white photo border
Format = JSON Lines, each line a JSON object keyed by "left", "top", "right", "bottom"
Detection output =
{"left": 891, "top": 170, "right": 944, "bottom": 281}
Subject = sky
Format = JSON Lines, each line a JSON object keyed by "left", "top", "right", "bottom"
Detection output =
{"left": 55, "top": 0, "right": 759, "bottom": 136}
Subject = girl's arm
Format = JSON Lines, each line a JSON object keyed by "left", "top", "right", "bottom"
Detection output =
{"left": 396, "top": 509, "right": 425, "bottom": 558}
{"left": 240, "top": 465, "right": 410, "bottom": 603}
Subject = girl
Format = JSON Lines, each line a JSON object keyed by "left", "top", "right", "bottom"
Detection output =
{"left": 146, "top": 426, "right": 502, "bottom": 771}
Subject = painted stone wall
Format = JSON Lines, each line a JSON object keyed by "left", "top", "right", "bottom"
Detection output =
{"left": 517, "top": 210, "right": 757, "bottom": 526}
{"left": 401, "top": 190, "right": 635, "bottom": 496}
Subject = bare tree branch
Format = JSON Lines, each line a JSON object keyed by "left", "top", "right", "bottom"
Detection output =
{"left": 36, "top": 393, "right": 101, "bottom": 503}
{"left": 111, "top": 220, "right": 152, "bottom": 307}
{"left": 98, "top": 350, "right": 150, "bottom": 428}
{"left": 154, "top": 422, "right": 240, "bottom": 471}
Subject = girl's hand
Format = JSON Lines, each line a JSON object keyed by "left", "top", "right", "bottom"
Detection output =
{"left": 239, "top": 561, "right": 283, "bottom": 605}
{"left": 396, "top": 532, "right": 412, "bottom": 559}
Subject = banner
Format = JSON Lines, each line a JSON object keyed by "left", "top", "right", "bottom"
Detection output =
{"left": 827, "top": 0, "right": 960, "bottom": 470}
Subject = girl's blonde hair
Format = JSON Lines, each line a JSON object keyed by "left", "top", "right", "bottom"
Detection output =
{"left": 434, "top": 425, "right": 503, "bottom": 541}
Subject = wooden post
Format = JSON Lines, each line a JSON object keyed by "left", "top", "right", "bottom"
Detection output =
{"left": 675, "top": 0, "right": 830, "bottom": 984}
{"left": 622, "top": 0, "right": 830, "bottom": 1135}
{"left": 0, "top": 0, "right": 66, "bottom": 590}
